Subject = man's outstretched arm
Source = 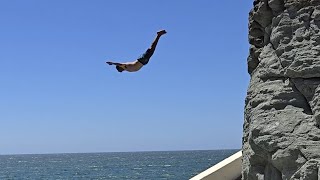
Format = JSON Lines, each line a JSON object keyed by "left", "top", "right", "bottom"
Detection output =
{"left": 106, "top": 61, "right": 124, "bottom": 66}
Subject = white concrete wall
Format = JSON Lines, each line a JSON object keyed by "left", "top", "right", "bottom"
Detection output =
{"left": 190, "top": 150, "right": 242, "bottom": 180}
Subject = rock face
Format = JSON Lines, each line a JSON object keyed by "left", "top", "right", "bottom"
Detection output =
{"left": 243, "top": 0, "right": 320, "bottom": 179}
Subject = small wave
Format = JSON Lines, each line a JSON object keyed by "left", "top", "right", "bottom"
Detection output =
{"left": 89, "top": 166, "right": 99, "bottom": 168}
{"left": 133, "top": 167, "right": 143, "bottom": 170}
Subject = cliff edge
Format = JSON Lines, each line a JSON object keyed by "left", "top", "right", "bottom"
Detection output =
{"left": 243, "top": 0, "right": 320, "bottom": 179}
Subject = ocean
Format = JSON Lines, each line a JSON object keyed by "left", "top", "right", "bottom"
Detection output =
{"left": 0, "top": 149, "right": 239, "bottom": 180}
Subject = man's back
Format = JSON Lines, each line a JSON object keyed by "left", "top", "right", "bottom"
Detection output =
{"left": 122, "top": 61, "right": 144, "bottom": 72}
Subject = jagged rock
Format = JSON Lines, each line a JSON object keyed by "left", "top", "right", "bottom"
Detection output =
{"left": 243, "top": 0, "right": 320, "bottom": 179}
{"left": 291, "top": 159, "right": 320, "bottom": 179}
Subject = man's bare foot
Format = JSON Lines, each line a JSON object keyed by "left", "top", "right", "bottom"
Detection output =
{"left": 157, "top": 30, "right": 167, "bottom": 36}
{"left": 106, "top": 61, "right": 113, "bottom": 65}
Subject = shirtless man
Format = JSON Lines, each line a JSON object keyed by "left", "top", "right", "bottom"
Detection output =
{"left": 106, "top": 30, "right": 167, "bottom": 72}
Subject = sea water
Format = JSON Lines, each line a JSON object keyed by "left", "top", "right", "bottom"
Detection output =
{"left": 0, "top": 149, "right": 238, "bottom": 180}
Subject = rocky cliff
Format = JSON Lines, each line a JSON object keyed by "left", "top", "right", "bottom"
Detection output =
{"left": 243, "top": 0, "right": 320, "bottom": 179}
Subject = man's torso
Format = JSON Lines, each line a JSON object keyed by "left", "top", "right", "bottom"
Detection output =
{"left": 123, "top": 61, "right": 144, "bottom": 72}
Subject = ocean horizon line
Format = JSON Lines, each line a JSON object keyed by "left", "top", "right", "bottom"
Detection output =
{"left": 0, "top": 148, "right": 241, "bottom": 156}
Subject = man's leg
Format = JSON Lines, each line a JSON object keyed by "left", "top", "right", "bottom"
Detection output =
{"left": 146, "top": 30, "right": 167, "bottom": 58}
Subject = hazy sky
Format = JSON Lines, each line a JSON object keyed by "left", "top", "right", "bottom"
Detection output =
{"left": 1, "top": 0, "right": 252, "bottom": 154}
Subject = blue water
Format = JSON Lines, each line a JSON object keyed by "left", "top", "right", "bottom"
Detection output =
{"left": 0, "top": 149, "right": 238, "bottom": 180}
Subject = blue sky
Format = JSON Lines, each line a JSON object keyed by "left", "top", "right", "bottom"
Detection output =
{"left": 0, "top": 1, "right": 252, "bottom": 154}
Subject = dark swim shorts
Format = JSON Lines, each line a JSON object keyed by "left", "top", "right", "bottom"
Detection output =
{"left": 137, "top": 49, "right": 153, "bottom": 65}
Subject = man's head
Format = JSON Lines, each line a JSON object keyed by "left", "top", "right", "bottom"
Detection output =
{"left": 116, "top": 65, "right": 124, "bottom": 72}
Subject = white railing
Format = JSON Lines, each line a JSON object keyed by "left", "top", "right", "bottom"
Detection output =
{"left": 190, "top": 150, "right": 242, "bottom": 180}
